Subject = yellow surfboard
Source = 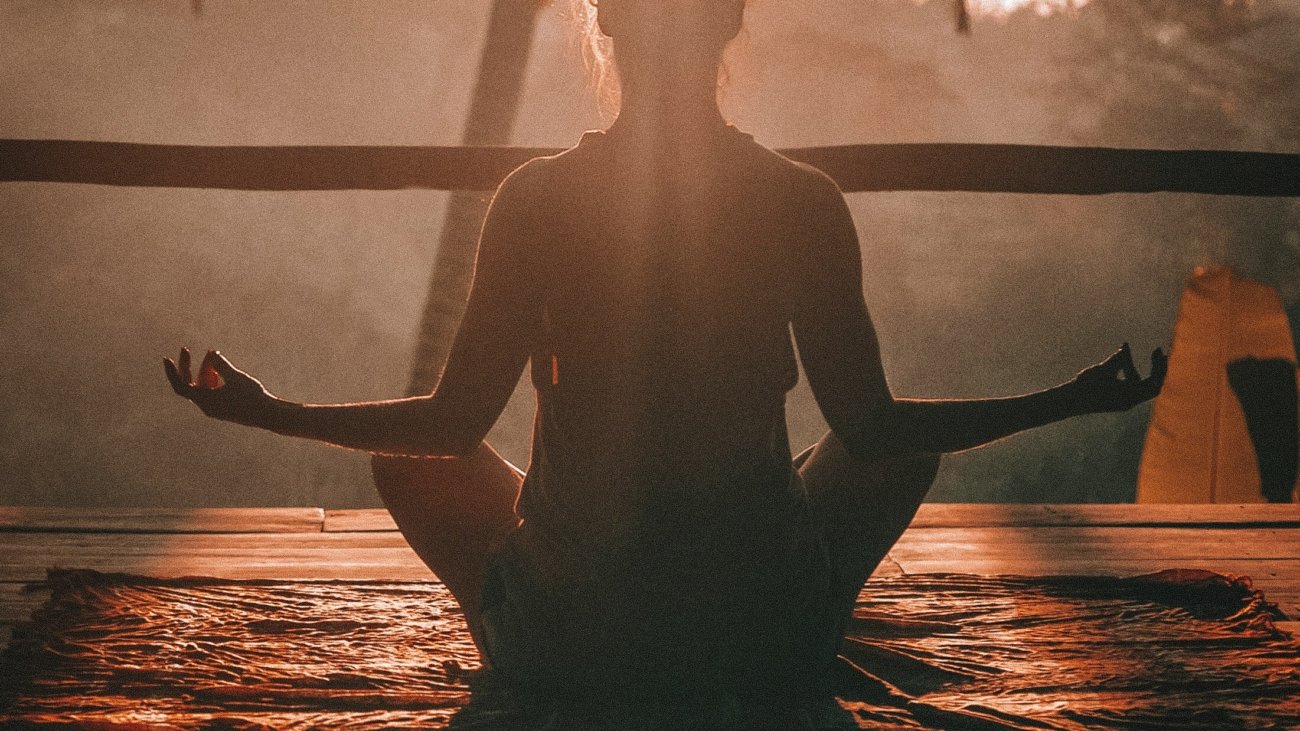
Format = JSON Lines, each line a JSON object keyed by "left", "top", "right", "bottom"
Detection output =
{"left": 1137, "top": 266, "right": 1299, "bottom": 504}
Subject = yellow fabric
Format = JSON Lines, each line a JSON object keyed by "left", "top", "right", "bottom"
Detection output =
{"left": 1138, "top": 266, "right": 1299, "bottom": 504}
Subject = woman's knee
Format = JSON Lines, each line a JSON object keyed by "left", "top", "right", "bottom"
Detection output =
{"left": 800, "top": 432, "right": 939, "bottom": 491}
{"left": 370, "top": 447, "right": 521, "bottom": 527}
{"left": 801, "top": 433, "right": 940, "bottom": 533}
{"left": 850, "top": 452, "right": 941, "bottom": 520}
{"left": 371, "top": 453, "right": 454, "bottom": 508}
{"left": 896, "top": 451, "right": 942, "bottom": 486}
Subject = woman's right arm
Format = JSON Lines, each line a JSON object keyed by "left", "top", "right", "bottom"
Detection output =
{"left": 164, "top": 163, "right": 545, "bottom": 458}
{"left": 164, "top": 347, "right": 488, "bottom": 457}
{"left": 789, "top": 169, "right": 1165, "bottom": 465}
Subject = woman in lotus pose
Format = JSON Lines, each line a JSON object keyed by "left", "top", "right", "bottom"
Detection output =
{"left": 166, "top": 0, "right": 1164, "bottom": 710}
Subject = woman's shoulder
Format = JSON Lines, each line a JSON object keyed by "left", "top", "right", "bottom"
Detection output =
{"left": 734, "top": 135, "right": 846, "bottom": 201}
{"left": 493, "top": 132, "right": 601, "bottom": 199}
{"left": 498, "top": 128, "right": 843, "bottom": 206}
{"left": 771, "top": 152, "right": 844, "bottom": 199}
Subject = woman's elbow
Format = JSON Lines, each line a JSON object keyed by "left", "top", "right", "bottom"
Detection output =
{"left": 365, "top": 428, "right": 481, "bottom": 460}
{"left": 828, "top": 402, "right": 925, "bottom": 464}
{"left": 410, "top": 398, "right": 489, "bottom": 458}
{"left": 411, "top": 430, "right": 482, "bottom": 459}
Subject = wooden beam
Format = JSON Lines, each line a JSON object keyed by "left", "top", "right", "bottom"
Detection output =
{"left": 892, "top": 526, "right": 1300, "bottom": 560}
{"left": 0, "top": 531, "right": 900, "bottom": 583}
{"left": 0, "top": 507, "right": 324, "bottom": 534}
{"left": 3, "top": 139, "right": 1297, "bottom": 196}
{"left": 909, "top": 503, "right": 1300, "bottom": 528}
{"left": 325, "top": 504, "right": 1300, "bottom": 533}
{"left": 0, "top": 531, "right": 431, "bottom": 582}
{"left": 890, "top": 557, "right": 1300, "bottom": 581}
{"left": 325, "top": 508, "right": 398, "bottom": 533}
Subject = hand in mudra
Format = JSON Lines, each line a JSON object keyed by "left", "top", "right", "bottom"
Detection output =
{"left": 1071, "top": 343, "right": 1168, "bottom": 413}
{"left": 164, "top": 348, "right": 272, "bottom": 426}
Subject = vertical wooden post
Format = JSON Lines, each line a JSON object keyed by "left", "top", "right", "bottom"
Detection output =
{"left": 406, "top": 0, "right": 541, "bottom": 395}
{"left": 956, "top": 0, "right": 972, "bottom": 34}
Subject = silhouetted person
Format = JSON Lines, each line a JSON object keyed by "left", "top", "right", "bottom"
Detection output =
{"left": 166, "top": 0, "right": 1165, "bottom": 711}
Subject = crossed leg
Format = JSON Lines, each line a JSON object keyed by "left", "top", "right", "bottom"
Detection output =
{"left": 796, "top": 432, "right": 941, "bottom": 628}
{"left": 370, "top": 443, "right": 523, "bottom": 657}
{"left": 370, "top": 433, "right": 938, "bottom": 665}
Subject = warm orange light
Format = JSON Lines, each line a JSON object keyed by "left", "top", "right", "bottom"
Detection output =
{"left": 961, "top": 0, "right": 1090, "bottom": 15}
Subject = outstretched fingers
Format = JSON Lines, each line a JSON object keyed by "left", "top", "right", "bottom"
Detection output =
{"left": 1117, "top": 342, "right": 1141, "bottom": 383}
{"left": 1096, "top": 344, "right": 1130, "bottom": 378}
{"left": 165, "top": 347, "right": 199, "bottom": 396}
{"left": 1144, "top": 347, "right": 1168, "bottom": 398}
{"left": 1084, "top": 343, "right": 1168, "bottom": 411}
{"left": 164, "top": 347, "right": 230, "bottom": 400}
{"left": 163, "top": 356, "right": 191, "bottom": 397}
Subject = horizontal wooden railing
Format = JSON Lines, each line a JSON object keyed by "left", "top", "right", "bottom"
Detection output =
{"left": 2, "top": 139, "right": 1297, "bottom": 195}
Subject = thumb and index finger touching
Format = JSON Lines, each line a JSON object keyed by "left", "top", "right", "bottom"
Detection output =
{"left": 1108, "top": 343, "right": 1169, "bottom": 401}
{"left": 164, "top": 348, "right": 236, "bottom": 397}
{"left": 1106, "top": 342, "right": 1168, "bottom": 383}
{"left": 198, "top": 350, "right": 232, "bottom": 389}
{"left": 1145, "top": 346, "right": 1169, "bottom": 397}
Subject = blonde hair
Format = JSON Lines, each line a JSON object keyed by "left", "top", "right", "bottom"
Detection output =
{"left": 570, "top": 0, "right": 619, "bottom": 118}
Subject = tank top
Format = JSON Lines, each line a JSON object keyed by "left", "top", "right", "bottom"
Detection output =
{"left": 482, "top": 128, "right": 835, "bottom": 696}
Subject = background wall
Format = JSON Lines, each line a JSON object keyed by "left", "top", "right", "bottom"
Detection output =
{"left": 2, "top": 0, "right": 1297, "bottom": 507}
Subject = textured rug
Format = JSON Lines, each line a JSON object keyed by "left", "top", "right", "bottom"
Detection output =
{"left": 1, "top": 569, "right": 1296, "bottom": 730}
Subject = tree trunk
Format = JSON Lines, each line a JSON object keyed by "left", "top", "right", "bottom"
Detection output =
{"left": 406, "top": 0, "right": 540, "bottom": 395}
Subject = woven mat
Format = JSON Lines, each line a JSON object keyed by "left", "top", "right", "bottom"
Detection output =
{"left": 1, "top": 569, "right": 1296, "bottom": 730}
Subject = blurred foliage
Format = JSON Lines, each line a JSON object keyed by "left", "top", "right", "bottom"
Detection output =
{"left": 1055, "top": 0, "right": 1300, "bottom": 326}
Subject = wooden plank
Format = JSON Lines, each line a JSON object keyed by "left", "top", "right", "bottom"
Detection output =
{"left": 911, "top": 503, "right": 1300, "bottom": 528}
{"left": 3, "top": 139, "right": 1297, "bottom": 196}
{"left": 14, "top": 505, "right": 1296, "bottom": 534}
{"left": 3, "top": 508, "right": 1297, "bottom": 616}
{"left": 320, "top": 505, "right": 1300, "bottom": 532}
{"left": 891, "top": 526, "right": 1300, "bottom": 560}
{"left": 0, "top": 531, "right": 419, "bottom": 581}
{"left": 325, "top": 509, "right": 397, "bottom": 533}
{"left": 0, "top": 531, "right": 412, "bottom": 551}
{"left": 898, "top": 525, "right": 1300, "bottom": 542}
{"left": 8, "top": 519, "right": 1298, "bottom": 573}
{"left": 891, "top": 542, "right": 1300, "bottom": 562}
{"left": 891, "top": 556, "right": 1300, "bottom": 580}
{"left": 0, "top": 531, "right": 900, "bottom": 583}
{"left": 0, "top": 551, "right": 904, "bottom": 584}
{"left": 0, "top": 507, "right": 324, "bottom": 534}
{"left": 0, "top": 551, "right": 435, "bottom": 582}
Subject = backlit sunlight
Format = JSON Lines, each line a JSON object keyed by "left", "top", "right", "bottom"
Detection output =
{"left": 963, "top": 0, "right": 1090, "bottom": 15}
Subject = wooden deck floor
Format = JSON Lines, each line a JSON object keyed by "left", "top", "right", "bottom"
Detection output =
{"left": 2, "top": 504, "right": 1298, "bottom": 648}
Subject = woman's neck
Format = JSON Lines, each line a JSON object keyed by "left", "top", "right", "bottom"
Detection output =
{"left": 606, "top": 68, "right": 730, "bottom": 147}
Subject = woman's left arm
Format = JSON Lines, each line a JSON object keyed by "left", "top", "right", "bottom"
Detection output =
{"left": 791, "top": 168, "right": 1167, "bottom": 464}
{"left": 164, "top": 163, "right": 544, "bottom": 458}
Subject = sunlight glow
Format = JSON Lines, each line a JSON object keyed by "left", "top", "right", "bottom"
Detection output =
{"left": 964, "top": 0, "right": 1090, "bottom": 16}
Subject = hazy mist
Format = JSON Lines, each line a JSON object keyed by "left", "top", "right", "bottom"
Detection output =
{"left": 3, "top": 0, "right": 1297, "bottom": 507}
